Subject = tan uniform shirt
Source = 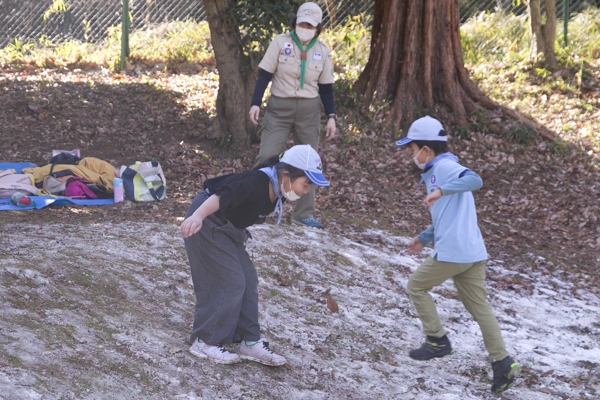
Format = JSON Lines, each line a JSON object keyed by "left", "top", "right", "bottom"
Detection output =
{"left": 258, "top": 33, "right": 334, "bottom": 99}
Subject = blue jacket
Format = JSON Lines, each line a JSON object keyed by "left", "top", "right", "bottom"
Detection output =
{"left": 417, "top": 155, "right": 488, "bottom": 263}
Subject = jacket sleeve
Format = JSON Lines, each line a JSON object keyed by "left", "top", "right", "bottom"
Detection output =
{"left": 418, "top": 225, "right": 435, "bottom": 246}
{"left": 440, "top": 170, "right": 483, "bottom": 195}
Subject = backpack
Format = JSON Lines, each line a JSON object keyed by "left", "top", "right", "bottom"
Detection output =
{"left": 119, "top": 161, "right": 166, "bottom": 202}
{"left": 0, "top": 169, "right": 41, "bottom": 198}
{"left": 48, "top": 152, "right": 81, "bottom": 177}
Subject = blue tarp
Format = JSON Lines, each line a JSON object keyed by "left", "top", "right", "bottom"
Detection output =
{"left": 0, "top": 196, "right": 114, "bottom": 211}
{"left": 0, "top": 162, "right": 37, "bottom": 173}
{"left": 0, "top": 162, "right": 115, "bottom": 210}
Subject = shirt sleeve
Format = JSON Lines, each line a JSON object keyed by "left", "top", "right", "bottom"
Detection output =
{"left": 258, "top": 37, "right": 281, "bottom": 74}
{"left": 318, "top": 83, "right": 335, "bottom": 115}
{"left": 440, "top": 170, "right": 483, "bottom": 195}
{"left": 418, "top": 225, "right": 435, "bottom": 246}
{"left": 318, "top": 46, "right": 335, "bottom": 85}
{"left": 251, "top": 69, "right": 273, "bottom": 106}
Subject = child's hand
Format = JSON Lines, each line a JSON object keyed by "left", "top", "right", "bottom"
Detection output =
{"left": 180, "top": 215, "right": 204, "bottom": 238}
{"left": 424, "top": 189, "right": 443, "bottom": 206}
{"left": 407, "top": 237, "right": 423, "bottom": 255}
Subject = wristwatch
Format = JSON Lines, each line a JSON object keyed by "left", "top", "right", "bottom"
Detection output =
{"left": 328, "top": 114, "right": 336, "bottom": 120}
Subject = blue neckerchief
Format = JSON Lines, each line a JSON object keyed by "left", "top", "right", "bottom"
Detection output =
{"left": 259, "top": 166, "right": 283, "bottom": 225}
{"left": 419, "top": 152, "right": 459, "bottom": 186}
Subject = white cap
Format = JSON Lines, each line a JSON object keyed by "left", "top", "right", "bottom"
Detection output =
{"left": 296, "top": 2, "right": 323, "bottom": 27}
{"left": 280, "top": 144, "right": 329, "bottom": 187}
{"left": 395, "top": 116, "right": 447, "bottom": 146}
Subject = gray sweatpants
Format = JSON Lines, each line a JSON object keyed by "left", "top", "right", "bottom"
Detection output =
{"left": 184, "top": 191, "right": 260, "bottom": 345}
{"left": 255, "top": 95, "right": 322, "bottom": 221}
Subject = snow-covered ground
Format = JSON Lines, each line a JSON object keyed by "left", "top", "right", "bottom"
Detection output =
{"left": 1, "top": 222, "right": 598, "bottom": 399}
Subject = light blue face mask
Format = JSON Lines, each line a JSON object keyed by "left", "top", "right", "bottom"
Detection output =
{"left": 259, "top": 166, "right": 284, "bottom": 225}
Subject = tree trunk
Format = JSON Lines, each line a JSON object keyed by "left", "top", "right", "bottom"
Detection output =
{"left": 355, "top": 0, "right": 555, "bottom": 140}
{"left": 202, "top": 0, "right": 249, "bottom": 149}
{"left": 528, "top": 0, "right": 558, "bottom": 70}
{"left": 356, "top": 0, "right": 475, "bottom": 129}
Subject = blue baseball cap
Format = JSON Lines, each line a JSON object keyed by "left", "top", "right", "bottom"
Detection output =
{"left": 280, "top": 144, "right": 329, "bottom": 187}
{"left": 395, "top": 116, "right": 447, "bottom": 147}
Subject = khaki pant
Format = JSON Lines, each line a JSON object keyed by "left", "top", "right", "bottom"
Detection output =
{"left": 255, "top": 95, "right": 322, "bottom": 221}
{"left": 407, "top": 256, "right": 509, "bottom": 361}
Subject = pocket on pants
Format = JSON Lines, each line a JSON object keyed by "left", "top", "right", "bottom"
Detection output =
{"left": 213, "top": 220, "right": 247, "bottom": 245}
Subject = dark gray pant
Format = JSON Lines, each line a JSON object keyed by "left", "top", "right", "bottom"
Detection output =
{"left": 184, "top": 191, "right": 260, "bottom": 345}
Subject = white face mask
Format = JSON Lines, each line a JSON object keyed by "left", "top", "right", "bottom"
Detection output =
{"left": 295, "top": 26, "right": 316, "bottom": 42}
{"left": 413, "top": 147, "right": 429, "bottom": 170}
{"left": 281, "top": 177, "right": 301, "bottom": 202}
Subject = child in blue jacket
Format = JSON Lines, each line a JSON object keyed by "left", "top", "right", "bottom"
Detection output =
{"left": 396, "top": 116, "right": 521, "bottom": 394}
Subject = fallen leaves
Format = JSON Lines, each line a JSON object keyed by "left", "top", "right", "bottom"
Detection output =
{"left": 0, "top": 65, "right": 598, "bottom": 289}
{"left": 326, "top": 295, "right": 339, "bottom": 313}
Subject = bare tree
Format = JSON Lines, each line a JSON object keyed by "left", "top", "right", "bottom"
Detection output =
{"left": 202, "top": 0, "right": 249, "bottom": 148}
{"left": 527, "top": 0, "right": 558, "bottom": 70}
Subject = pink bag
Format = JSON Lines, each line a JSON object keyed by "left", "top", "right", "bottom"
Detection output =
{"left": 64, "top": 177, "right": 98, "bottom": 199}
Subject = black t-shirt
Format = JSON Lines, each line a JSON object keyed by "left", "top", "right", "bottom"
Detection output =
{"left": 203, "top": 170, "right": 278, "bottom": 229}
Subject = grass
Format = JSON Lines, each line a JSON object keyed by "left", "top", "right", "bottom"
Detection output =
{"left": 460, "top": 8, "right": 600, "bottom": 154}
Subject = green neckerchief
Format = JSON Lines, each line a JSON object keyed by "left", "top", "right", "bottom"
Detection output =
{"left": 290, "top": 31, "right": 318, "bottom": 89}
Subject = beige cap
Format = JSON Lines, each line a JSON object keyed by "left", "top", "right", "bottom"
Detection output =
{"left": 296, "top": 2, "right": 323, "bottom": 27}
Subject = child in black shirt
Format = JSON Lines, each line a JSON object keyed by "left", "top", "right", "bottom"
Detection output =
{"left": 180, "top": 144, "right": 329, "bottom": 365}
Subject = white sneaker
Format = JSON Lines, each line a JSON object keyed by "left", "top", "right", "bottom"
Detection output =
{"left": 189, "top": 339, "right": 241, "bottom": 364}
{"left": 239, "top": 339, "right": 286, "bottom": 366}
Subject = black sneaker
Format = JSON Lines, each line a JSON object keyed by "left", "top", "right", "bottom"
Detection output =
{"left": 409, "top": 335, "right": 454, "bottom": 360}
{"left": 491, "top": 356, "right": 521, "bottom": 393}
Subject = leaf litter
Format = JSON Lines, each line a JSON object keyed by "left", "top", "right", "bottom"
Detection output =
{"left": 0, "top": 64, "right": 599, "bottom": 399}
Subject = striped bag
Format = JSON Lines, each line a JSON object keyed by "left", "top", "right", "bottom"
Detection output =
{"left": 119, "top": 161, "right": 166, "bottom": 202}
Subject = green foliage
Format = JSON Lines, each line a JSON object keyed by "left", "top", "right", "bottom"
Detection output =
{"left": 461, "top": 7, "right": 600, "bottom": 66}
{"left": 461, "top": 10, "right": 530, "bottom": 64}
{"left": 0, "top": 20, "right": 213, "bottom": 69}
{"left": 506, "top": 122, "right": 538, "bottom": 145}
{"left": 43, "top": 0, "right": 68, "bottom": 21}
{"left": 229, "top": 0, "right": 303, "bottom": 68}
{"left": 127, "top": 20, "right": 213, "bottom": 63}
{"left": 321, "top": 14, "right": 371, "bottom": 80}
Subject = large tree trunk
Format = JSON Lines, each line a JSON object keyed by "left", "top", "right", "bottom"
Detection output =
{"left": 203, "top": 0, "right": 249, "bottom": 149}
{"left": 528, "top": 0, "right": 558, "bottom": 70}
{"left": 355, "top": 0, "right": 555, "bottom": 139}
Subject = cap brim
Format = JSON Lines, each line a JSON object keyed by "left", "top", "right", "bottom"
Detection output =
{"left": 395, "top": 137, "right": 413, "bottom": 147}
{"left": 296, "top": 16, "right": 319, "bottom": 27}
{"left": 305, "top": 170, "right": 329, "bottom": 187}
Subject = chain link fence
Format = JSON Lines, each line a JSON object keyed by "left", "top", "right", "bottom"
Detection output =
{"left": 1, "top": 0, "right": 598, "bottom": 48}
{"left": 459, "top": 0, "right": 599, "bottom": 22}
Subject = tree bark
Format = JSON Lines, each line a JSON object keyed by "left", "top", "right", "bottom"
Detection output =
{"left": 528, "top": 0, "right": 558, "bottom": 70}
{"left": 356, "top": 0, "right": 473, "bottom": 129}
{"left": 355, "top": 0, "right": 555, "bottom": 140}
{"left": 202, "top": 0, "right": 249, "bottom": 149}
